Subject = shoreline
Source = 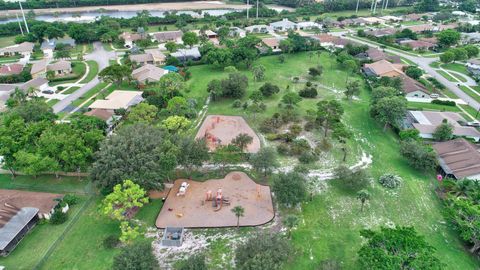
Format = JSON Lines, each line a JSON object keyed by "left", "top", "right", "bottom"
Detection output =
{"left": 0, "top": 1, "right": 252, "bottom": 17}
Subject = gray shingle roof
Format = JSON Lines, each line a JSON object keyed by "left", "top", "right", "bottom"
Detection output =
{"left": 0, "top": 207, "right": 39, "bottom": 250}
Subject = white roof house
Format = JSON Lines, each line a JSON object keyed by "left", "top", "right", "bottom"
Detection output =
{"left": 270, "top": 19, "right": 297, "bottom": 31}
{"left": 296, "top": 21, "right": 322, "bottom": 30}
{"left": 0, "top": 42, "right": 34, "bottom": 56}
{"left": 89, "top": 90, "right": 144, "bottom": 110}
{"left": 408, "top": 110, "right": 480, "bottom": 141}
{"left": 171, "top": 47, "right": 202, "bottom": 62}
{"left": 245, "top": 24, "right": 272, "bottom": 33}
{"left": 132, "top": 64, "right": 168, "bottom": 84}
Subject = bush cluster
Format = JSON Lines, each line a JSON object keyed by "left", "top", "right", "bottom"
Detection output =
{"left": 378, "top": 174, "right": 402, "bottom": 189}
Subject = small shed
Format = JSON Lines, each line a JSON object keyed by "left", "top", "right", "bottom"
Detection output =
{"left": 161, "top": 227, "right": 184, "bottom": 247}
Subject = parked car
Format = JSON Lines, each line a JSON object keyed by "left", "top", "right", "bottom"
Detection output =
{"left": 467, "top": 121, "right": 480, "bottom": 127}
{"left": 42, "top": 90, "right": 54, "bottom": 94}
{"left": 430, "top": 93, "right": 439, "bottom": 99}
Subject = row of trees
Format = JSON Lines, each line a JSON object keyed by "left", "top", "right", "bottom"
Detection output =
{"left": 0, "top": 98, "right": 105, "bottom": 177}
{"left": 440, "top": 45, "right": 479, "bottom": 64}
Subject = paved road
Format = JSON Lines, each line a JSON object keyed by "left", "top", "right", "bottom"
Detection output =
{"left": 52, "top": 42, "right": 115, "bottom": 113}
{"left": 344, "top": 35, "right": 480, "bottom": 111}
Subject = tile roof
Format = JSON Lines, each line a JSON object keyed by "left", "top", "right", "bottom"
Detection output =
{"left": 47, "top": 60, "right": 71, "bottom": 72}
{"left": 0, "top": 63, "right": 24, "bottom": 75}
{"left": 433, "top": 138, "right": 480, "bottom": 179}
{"left": 152, "top": 31, "right": 183, "bottom": 42}
{"left": 89, "top": 90, "right": 144, "bottom": 110}
{"left": 132, "top": 64, "right": 168, "bottom": 83}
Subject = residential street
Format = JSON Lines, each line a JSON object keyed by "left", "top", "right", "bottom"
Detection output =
{"left": 52, "top": 42, "right": 116, "bottom": 113}
{"left": 343, "top": 35, "right": 480, "bottom": 111}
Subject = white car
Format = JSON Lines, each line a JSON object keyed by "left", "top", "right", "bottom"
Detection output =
{"left": 430, "top": 93, "right": 439, "bottom": 99}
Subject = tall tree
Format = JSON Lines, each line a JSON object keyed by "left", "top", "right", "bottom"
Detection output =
{"left": 252, "top": 64, "right": 266, "bottom": 82}
{"left": 370, "top": 96, "right": 406, "bottom": 131}
{"left": 249, "top": 147, "right": 279, "bottom": 177}
{"left": 344, "top": 80, "right": 360, "bottom": 100}
{"left": 177, "top": 137, "right": 209, "bottom": 177}
{"left": 356, "top": 189, "right": 370, "bottom": 212}
{"left": 182, "top": 31, "right": 199, "bottom": 48}
{"left": 272, "top": 172, "right": 307, "bottom": 207}
{"left": 316, "top": 100, "right": 344, "bottom": 137}
{"left": 358, "top": 226, "right": 443, "bottom": 269}
{"left": 283, "top": 215, "right": 299, "bottom": 239}
{"left": 231, "top": 133, "right": 253, "bottom": 152}
{"left": 98, "top": 64, "right": 132, "bottom": 85}
{"left": 231, "top": 205, "right": 245, "bottom": 229}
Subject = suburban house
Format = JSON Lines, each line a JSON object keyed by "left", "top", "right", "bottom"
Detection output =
{"left": 356, "top": 48, "right": 401, "bottom": 63}
{"left": 261, "top": 38, "right": 282, "bottom": 51}
{"left": 151, "top": 30, "right": 183, "bottom": 43}
{"left": 0, "top": 189, "right": 63, "bottom": 256}
{"left": 129, "top": 49, "right": 166, "bottom": 66}
{"left": 296, "top": 21, "right": 321, "bottom": 30}
{"left": 119, "top": 32, "right": 144, "bottom": 48}
{"left": 0, "top": 63, "right": 24, "bottom": 76}
{"left": 362, "top": 17, "right": 386, "bottom": 24}
{"left": 245, "top": 24, "right": 272, "bottom": 33}
{"left": 403, "top": 13, "right": 425, "bottom": 21}
{"left": 84, "top": 108, "right": 120, "bottom": 134}
{"left": 399, "top": 75, "right": 430, "bottom": 98}
{"left": 403, "top": 23, "right": 457, "bottom": 33}
{"left": 0, "top": 42, "right": 34, "bottom": 57}
{"left": 89, "top": 90, "right": 144, "bottom": 111}
{"left": 406, "top": 110, "right": 480, "bottom": 142}
{"left": 30, "top": 60, "right": 48, "bottom": 78}
{"left": 228, "top": 27, "right": 246, "bottom": 38}
{"left": 466, "top": 59, "right": 480, "bottom": 76}
{"left": 0, "top": 84, "right": 18, "bottom": 110}
{"left": 433, "top": 138, "right": 480, "bottom": 180}
{"left": 20, "top": 77, "right": 49, "bottom": 92}
{"left": 362, "top": 59, "right": 405, "bottom": 77}
{"left": 379, "top": 15, "right": 403, "bottom": 22}
{"left": 462, "top": 32, "right": 480, "bottom": 44}
{"left": 40, "top": 38, "right": 76, "bottom": 57}
{"left": 132, "top": 64, "right": 168, "bottom": 84}
{"left": 401, "top": 40, "right": 436, "bottom": 51}
{"left": 270, "top": 19, "right": 297, "bottom": 32}
{"left": 47, "top": 60, "right": 72, "bottom": 76}
{"left": 312, "top": 34, "right": 339, "bottom": 50}
{"left": 171, "top": 47, "right": 201, "bottom": 62}
{"left": 364, "top": 28, "right": 397, "bottom": 38}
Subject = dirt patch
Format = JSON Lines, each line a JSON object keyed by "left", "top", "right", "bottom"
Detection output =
{"left": 195, "top": 115, "right": 261, "bottom": 153}
{"left": 148, "top": 189, "right": 170, "bottom": 199}
{"left": 155, "top": 171, "right": 274, "bottom": 228}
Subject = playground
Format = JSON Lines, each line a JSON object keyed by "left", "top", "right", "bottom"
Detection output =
{"left": 195, "top": 115, "right": 261, "bottom": 153}
{"left": 155, "top": 172, "right": 274, "bottom": 228}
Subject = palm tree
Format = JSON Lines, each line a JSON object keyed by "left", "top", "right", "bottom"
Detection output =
{"left": 356, "top": 190, "right": 370, "bottom": 212}
{"left": 46, "top": 70, "right": 55, "bottom": 81}
{"left": 26, "top": 86, "right": 37, "bottom": 97}
{"left": 231, "top": 205, "right": 245, "bottom": 229}
{"left": 451, "top": 179, "right": 474, "bottom": 198}
{"left": 283, "top": 215, "right": 299, "bottom": 239}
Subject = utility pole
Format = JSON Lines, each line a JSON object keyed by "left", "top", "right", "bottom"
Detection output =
{"left": 16, "top": 13, "right": 24, "bottom": 35}
{"left": 370, "top": 0, "right": 375, "bottom": 13}
{"left": 384, "top": 0, "right": 389, "bottom": 10}
{"left": 256, "top": 0, "right": 259, "bottom": 19}
{"left": 246, "top": 0, "right": 249, "bottom": 20}
{"left": 373, "top": 0, "right": 378, "bottom": 14}
{"left": 356, "top": 0, "right": 360, "bottom": 14}
{"left": 18, "top": 0, "right": 29, "bottom": 33}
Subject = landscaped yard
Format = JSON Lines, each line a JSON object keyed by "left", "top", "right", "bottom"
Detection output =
{"left": 460, "top": 85, "right": 480, "bottom": 103}
{"left": 407, "top": 101, "right": 461, "bottom": 112}
{"left": 71, "top": 82, "right": 108, "bottom": 108}
{"left": 80, "top": 60, "right": 99, "bottom": 84}
{"left": 442, "top": 63, "right": 470, "bottom": 76}
{"left": 49, "top": 61, "right": 87, "bottom": 86}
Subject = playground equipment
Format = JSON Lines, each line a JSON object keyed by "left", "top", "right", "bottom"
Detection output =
{"left": 176, "top": 182, "right": 189, "bottom": 196}
{"left": 204, "top": 188, "right": 230, "bottom": 211}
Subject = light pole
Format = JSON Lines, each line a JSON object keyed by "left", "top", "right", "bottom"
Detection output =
{"left": 18, "top": 0, "right": 29, "bottom": 33}
{"left": 256, "top": 0, "right": 259, "bottom": 19}
{"left": 246, "top": 0, "right": 249, "bottom": 20}
{"left": 16, "top": 13, "right": 24, "bottom": 35}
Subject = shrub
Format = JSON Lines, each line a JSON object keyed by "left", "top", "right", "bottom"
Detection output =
{"left": 290, "top": 139, "right": 311, "bottom": 155}
{"left": 57, "top": 86, "right": 65, "bottom": 91}
{"left": 299, "top": 87, "right": 318, "bottom": 98}
{"left": 113, "top": 242, "right": 158, "bottom": 270}
{"left": 378, "top": 174, "right": 402, "bottom": 189}
{"left": 273, "top": 172, "right": 307, "bottom": 206}
{"left": 177, "top": 254, "right": 208, "bottom": 270}
{"left": 333, "top": 166, "right": 370, "bottom": 192}
{"left": 399, "top": 140, "right": 438, "bottom": 172}
{"left": 50, "top": 210, "right": 68, "bottom": 225}
{"left": 232, "top": 99, "right": 242, "bottom": 108}
{"left": 299, "top": 152, "right": 318, "bottom": 164}
{"left": 103, "top": 235, "right": 120, "bottom": 249}
{"left": 63, "top": 194, "right": 79, "bottom": 206}
{"left": 277, "top": 144, "right": 290, "bottom": 155}
{"left": 431, "top": 99, "right": 456, "bottom": 106}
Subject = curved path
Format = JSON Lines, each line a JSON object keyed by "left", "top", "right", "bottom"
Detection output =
{"left": 52, "top": 42, "right": 116, "bottom": 113}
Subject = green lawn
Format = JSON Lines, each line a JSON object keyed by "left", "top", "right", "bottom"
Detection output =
{"left": 407, "top": 101, "right": 460, "bottom": 112}
{"left": 71, "top": 82, "right": 108, "bottom": 107}
{"left": 438, "top": 69, "right": 460, "bottom": 82}
{"left": 62, "top": 86, "right": 81, "bottom": 94}
{"left": 0, "top": 174, "right": 91, "bottom": 194}
{"left": 287, "top": 85, "right": 479, "bottom": 270}
{"left": 460, "top": 85, "right": 480, "bottom": 103}
{"left": 46, "top": 99, "right": 60, "bottom": 106}
{"left": 0, "top": 35, "right": 15, "bottom": 48}
{"left": 40, "top": 198, "right": 163, "bottom": 270}
{"left": 460, "top": 104, "right": 480, "bottom": 120}
{"left": 442, "top": 63, "right": 470, "bottom": 76}
{"left": 80, "top": 60, "right": 99, "bottom": 84}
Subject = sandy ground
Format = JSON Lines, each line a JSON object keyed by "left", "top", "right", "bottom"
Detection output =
{"left": 195, "top": 115, "right": 261, "bottom": 153}
{"left": 155, "top": 171, "right": 274, "bottom": 228}
{"left": 0, "top": 1, "right": 250, "bottom": 17}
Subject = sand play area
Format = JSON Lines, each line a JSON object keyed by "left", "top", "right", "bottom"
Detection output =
{"left": 195, "top": 115, "right": 261, "bottom": 153}
{"left": 155, "top": 172, "right": 274, "bottom": 228}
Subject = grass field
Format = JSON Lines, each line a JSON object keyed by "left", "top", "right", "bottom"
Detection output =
{"left": 80, "top": 60, "right": 99, "bottom": 84}
{"left": 460, "top": 85, "right": 480, "bottom": 103}
{"left": 407, "top": 101, "right": 461, "bottom": 112}
{"left": 62, "top": 86, "right": 81, "bottom": 94}
{"left": 442, "top": 63, "right": 470, "bottom": 76}
{"left": 71, "top": 82, "right": 108, "bottom": 107}
{"left": 46, "top": 99, "right": 60, "bottom": 106}
{"left": 0, "top": 36, "right": 15, "bottom": 48}
{"left": 438, "top": 69, "right": 460, "bottom": 82}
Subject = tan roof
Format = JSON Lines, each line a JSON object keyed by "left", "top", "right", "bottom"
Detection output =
{"left": 129, "top": 53, "right": 154, "bottom": 63}
{"left": 31, "top": 60, "right": 48, "bottom": 75}
{"left": 409, "top": 110, "right": 480, "bottom": 139}
{"left": 119, "top": 32, "right": 143, "bottom": 42}
{"left": 366, "top": 48, "right": 386, "bottom": 61}
{"left": 403, "top": 40, "right": 436, "bottom": 49}
{"left": 0, "top": 63, "right": 24, "bottom": 75}
{"left": 144, "top": 49, "right": 166, "bottom": 61}
{"left": 404, "top": 24, "right": 433, "bottom": 33}
{"left": 152, "top": 31, "right": 183, "bottom": 42}
{"left": 363, "top": 59, "right": 405, "bottom": 77}
{"left": 84, "top": 108, "right": 114, "bottom": 121}
{"left": 262, "top": 38, "right": 280, "bottom": 48}
{"left": 313, "top": 34, "right": 338, "bottom": 43}
{"left": 47, "top": 60, "right": 71, "bottom": 72}
{"left": 0, "top": 42, "right": 34, "bottom": 54}
{"left": 89, "top": 90, "right": 144, "bottom": 110}
{"left": 20, "top": 77, "right": 48, "bottom": 91}
{"left": 399, "top": 75, "right": 428, "bottom": 94}
{"left": 132, "top": 64, "right": 168, "bottom": 83}
{"left": 433, "top": 138, "right": 480, "bottom": 179}
{"left": 0, "top": 189, "right": 63, "bottom": 217}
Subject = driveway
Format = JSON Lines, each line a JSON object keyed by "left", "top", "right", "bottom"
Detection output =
{"left": 344, "top": 35, "right": 480, "bottom": 111}
{"left": 52, "top": 42, "right": 116, "bottom": 114}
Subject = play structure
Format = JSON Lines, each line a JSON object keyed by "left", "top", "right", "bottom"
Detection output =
{"left": 156, "top": 172, "right": 274, "bottom": 228}
{"left": 195, "top": 115, "right": 261, "bottom": 153}
{"left": 176, "top": 182, "right": 189, "bottom": 196}
{"left": 161, "top": 227, "right": 184, "bottom": 247}
{"left": 204, "top": 189, "right": 231, "bottom": 211}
